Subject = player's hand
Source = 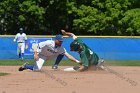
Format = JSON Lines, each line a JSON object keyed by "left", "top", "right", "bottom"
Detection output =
{"left": 13, "top": 39, "right": 16, "bottom": 42}
{"left": 13, "top": 40, "right": 16, "bottom": 44}
{"left": 77, "top": 66, "right": 88, "bottom": 72}
{"left": 79, "top": 62, "right": 82, "bottom": 65}
{"left": 61, "top": 29, "right": 66, "bottom": 35}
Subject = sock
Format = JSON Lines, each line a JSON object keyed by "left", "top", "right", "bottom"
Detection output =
{"left": 24, "top": 64, "right": 34, "bottom": 70}
{"left": 19, "top": 53, "right": 21, "bottom": 58}
{"left": 21, "top": 53, "right": 24, "bottom": 59}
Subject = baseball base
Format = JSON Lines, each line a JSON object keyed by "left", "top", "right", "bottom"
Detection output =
{"left": 63, "top": 67, "right": 76, "bottom": 72}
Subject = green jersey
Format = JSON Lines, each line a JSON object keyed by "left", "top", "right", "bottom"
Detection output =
{"left": 75, "top": 39, "right": 99, "bottom": 67}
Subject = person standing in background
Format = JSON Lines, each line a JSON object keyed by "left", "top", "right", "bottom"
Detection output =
{"left": 13, "top": 27, "right": 28, "bottom": 60}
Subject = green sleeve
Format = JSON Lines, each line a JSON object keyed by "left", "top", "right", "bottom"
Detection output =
{"left": 80, "top": 51, "right": 89, "bottom": 67}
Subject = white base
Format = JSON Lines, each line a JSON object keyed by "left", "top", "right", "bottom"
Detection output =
{"left": 63, "top": 67, "right": 76, "bottom": 72}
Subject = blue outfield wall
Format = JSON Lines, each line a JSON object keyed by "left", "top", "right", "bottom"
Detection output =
{"left": 0, "top": 36, "right": 140, "bottom": 60}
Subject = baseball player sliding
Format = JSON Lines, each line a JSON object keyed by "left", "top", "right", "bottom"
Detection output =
{"left": 13, "top": 28, "right": 28, "bottom": 60}
{"left": 18, "top": 34, "right": 81, "bottom": 71}
{"left": 61, "top": 30, "right": 105, "bottom": 72}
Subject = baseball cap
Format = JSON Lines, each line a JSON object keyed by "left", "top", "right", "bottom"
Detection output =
{"left": 19, "top": 28, "right": 24, "bottom": 33}
{"left": 55, "top": 34, "right": 63, "bottom": 41}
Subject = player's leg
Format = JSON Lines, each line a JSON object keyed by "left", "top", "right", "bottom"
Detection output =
{"left": 18, "top": 62, "right": 33, "bottom": 71}
{"left": 52, "top": 54, "right": 64, "bottom": 69}
{"left": 33, "top": 58, "right": 45, "bottom": 71}
{"left": 18, "top": 43, "right": 21, "bottom": 58}
{"left": 88, "top": 54, "right": 102, "bottom": 70}
{"left": 96, "top": 58, "right": 105, "bottom": 70}
{"left": 21, "top": 43, "right": 25, "bottom": 60}
{"left": 18, "top": 51, "right": 21, "bottom": 58}
{"left": 19, "top": 58, "right": 45, "bottom": 71}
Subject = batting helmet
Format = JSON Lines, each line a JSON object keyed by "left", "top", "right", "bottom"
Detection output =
{"left": 70, "top": 40, "right": 80, "bottom": 51}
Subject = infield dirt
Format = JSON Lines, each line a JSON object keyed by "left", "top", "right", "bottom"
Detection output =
{"left": 0, "top": 66, "right": 140, "bottom": 93}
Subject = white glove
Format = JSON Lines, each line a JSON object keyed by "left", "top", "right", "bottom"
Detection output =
{"left": 13, "top": 39, "right": 16, "bottom": 42}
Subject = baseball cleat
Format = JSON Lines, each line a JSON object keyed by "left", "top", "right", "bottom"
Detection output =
{"left": 18, "top": 67, "right": 26, "bottom": 71}
{"left": 52, "top": 65, "right": 58, "bottom": 70}
{"left": 96, "top": 59, "right": 105, "bottom": 70}
{"left": 18, "top": 63, "right": 27, "bottom": 71}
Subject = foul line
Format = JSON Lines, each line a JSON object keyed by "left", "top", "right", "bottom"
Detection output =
{"left": 103, "top": 65, "right": 138, "bottom": 86}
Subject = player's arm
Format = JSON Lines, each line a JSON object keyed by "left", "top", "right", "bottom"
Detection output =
{"left": 64, "top": 52, "right": 81, "bottom": 64}
{"left": 34, "top": 40, "right": 51, "bottom": 60}
{"left": 77, "top": 51, "right": 89, "bottom": 72}
{"left": 80, "top": 51, "right": 89, "bottom": 67}
{"left": 25, "top": 40, "right": 28, "bottom": 49}
{"left": 33, "top": 43, "right": 40, "bottom": 61}
{"left": 24, "top": 34, "right": 28, "bottom": 49}
{"left": 38, "top": 41, "right": 50, "bottom": 48}
{"left": 73, "top": 52, "right": 89, "bottom": 72}
{"left": 61, "top": 29, "right": 77, "bottom": 40}
{"left": 13, "top": 34, "right": 18, "bottom": 42}
{"left": 34, "top": 50, "right": 39, "bottom": 61}
{"left": 24, "top": 34, "right": 28, "bottom": 45}
{"left": 33, "top": 41, "right": 46, "bottom": 61}
{"left": 33, "top": 41, "right": 47, "bottom": 60}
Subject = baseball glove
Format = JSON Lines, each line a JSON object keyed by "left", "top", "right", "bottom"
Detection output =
{"left": 25, "top": 45, "right": 28, "bottom": 49}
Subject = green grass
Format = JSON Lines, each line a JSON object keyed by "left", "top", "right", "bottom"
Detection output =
{"left": 0, "top": 59, "right": 140, "bottom": 66}
{"left": 106, "top": 60, "right": 140, "bottom": 66}
{"left": 0, "top": 72, "right": 9, "bottom": 76}
{"left": 0, "top": 59, "right": 78, "bottom": 66}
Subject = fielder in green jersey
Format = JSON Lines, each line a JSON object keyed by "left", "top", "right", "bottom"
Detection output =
{"left": 61, "top": 30, "right": 104, "bottom": 72}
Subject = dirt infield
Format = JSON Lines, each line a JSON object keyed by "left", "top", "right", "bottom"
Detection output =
{"left": 0, "top": 66, "right": 140, "bottom": 93}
